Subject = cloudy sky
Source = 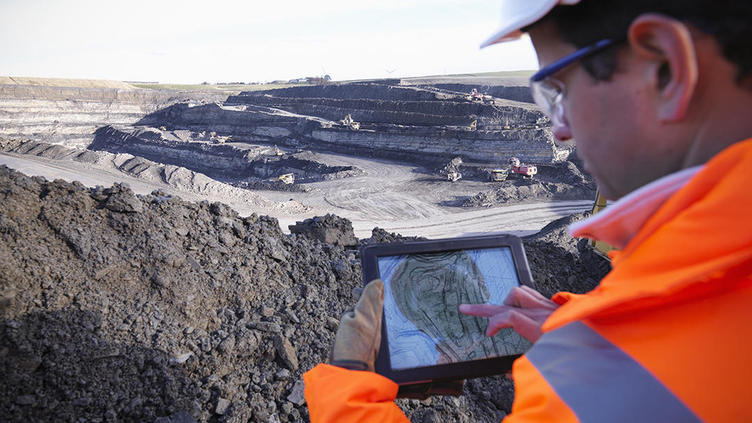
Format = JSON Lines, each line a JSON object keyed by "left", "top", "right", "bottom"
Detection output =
{"left": 0, "top": 0, "right": 538, "bottom": 84}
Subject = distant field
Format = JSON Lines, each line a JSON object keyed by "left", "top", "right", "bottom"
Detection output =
{"left": 407, "top": 70, "right": 536, "bottom": 79}
{"left": 0, "top": 76, "right": 136, "bottom": 89}
{"left": 1, "top": 70, "right": 536, "bottom": 93}
{"left": 130, "top": 83, "right": 303, "bottom": 93}
{"left": 135, "top": 71, "right": 537, "bottom": 92}
{"left": 0, "top": 77, "right": 304, "bottom": 94}
{"left": 401, "top": 70, "right": 535, "bottom": 87}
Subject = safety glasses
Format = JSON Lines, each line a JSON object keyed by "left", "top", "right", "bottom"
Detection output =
{"left": 529, "top": 38, "right": 620, "bottom": 119}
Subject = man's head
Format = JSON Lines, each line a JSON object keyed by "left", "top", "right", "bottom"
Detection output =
{"left": 487, "top": 0, "right": 752, "bottom": 199}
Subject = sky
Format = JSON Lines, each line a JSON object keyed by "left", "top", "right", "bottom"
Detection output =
{"left": 0, "top": 0, "right": 539, "bottom": 84}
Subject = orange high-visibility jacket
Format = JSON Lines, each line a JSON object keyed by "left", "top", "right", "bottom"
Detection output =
{"left": 304, "top": 138, "right": 752, "bottom": 423}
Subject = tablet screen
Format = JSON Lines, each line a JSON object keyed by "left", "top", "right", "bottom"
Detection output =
{"left": 377, "top": 246, "right": 532, "bottom": 370}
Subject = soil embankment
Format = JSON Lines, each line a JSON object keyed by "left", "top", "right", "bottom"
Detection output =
{"left": 0, "top": 166, "right": 609, "bottom": 422}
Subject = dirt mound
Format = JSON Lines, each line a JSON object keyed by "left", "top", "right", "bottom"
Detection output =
{"left": 522, "top": 213, "right": 611, "bottom": 297}
{"left": 0, "top": 166, "right": 359, "bottom": 422}
{"left": 0, "top": 166, "right": 609, "bottom": 422}
{"left": 0, "top": 140, "right": 307, "bottom": 214}
{"left": 253, "top": 152, "right": 364, "bottom": 183}
{"left": 232, "top": 180, "right": 310, "bottom": 193}
{"left": 437, "top": 157, "right": 464, "bottom": 180}
{"left": 536, "top": 160, "right": 589, "bottom": 186}
{"left": 288, "top": 214, "right": 358, "bottom": 247}
{"left": 361, "top": 227, "right": 427, "bottom": 245}
{"left": 460, "top": 179, "right": 591, "bottom": 206}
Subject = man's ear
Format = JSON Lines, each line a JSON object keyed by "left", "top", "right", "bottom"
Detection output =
{"left": 627, "top": 14, "right": 699, "bottom": 122}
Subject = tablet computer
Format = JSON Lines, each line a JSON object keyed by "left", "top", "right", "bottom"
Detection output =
{"left": 360, "top": 234, "right": 535, "bottom": 387}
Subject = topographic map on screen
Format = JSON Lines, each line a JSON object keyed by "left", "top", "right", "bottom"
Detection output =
{"left": 378, "top": 247, "right": 532, "bottom": 370}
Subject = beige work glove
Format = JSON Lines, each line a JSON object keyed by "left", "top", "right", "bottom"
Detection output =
{"left": 330, "top": 279, "right": 384, "bottom": 372}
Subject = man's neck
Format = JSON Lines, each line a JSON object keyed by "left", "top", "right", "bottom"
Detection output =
{"left": 682, "top": 47, "right": 752, "bottom": 167}
{"left": 686, "top": 108, "right": 752, "bottom": 171}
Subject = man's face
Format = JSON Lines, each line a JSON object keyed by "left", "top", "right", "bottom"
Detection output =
{"left": 528, "top": 22, "right": 683, "bottom": 200}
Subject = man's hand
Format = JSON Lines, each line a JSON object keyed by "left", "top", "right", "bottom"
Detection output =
{"left": 330, "top": 279, "right": 384, "bottom": 372}
{"left": 459, "top": 285, "right": 558, "bottom": 343}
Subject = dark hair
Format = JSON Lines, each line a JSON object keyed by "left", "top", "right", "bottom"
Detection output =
{"left": 537, "top": 0, "right": 752, "bottom": 83}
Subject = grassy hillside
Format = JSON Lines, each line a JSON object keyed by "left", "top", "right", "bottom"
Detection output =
{"left": 130, "top": 82, "right": 304, "bottom": 94}
{"left": 408, "top": 70, "right": 536, "bottom": 79}
{"left": 0, "top": 76, "right": 136, "bottom": 89}
{"left": 1, "top": 70, "right": 536, "bottom": 93}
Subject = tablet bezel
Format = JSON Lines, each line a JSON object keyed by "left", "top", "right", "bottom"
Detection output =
{"left": 360, "top": 234, "right": 536, "bottom": 386}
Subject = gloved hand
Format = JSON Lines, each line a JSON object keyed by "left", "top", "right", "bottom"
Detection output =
{"left": 330, "top": 279, "right": 384, "bottom": 372}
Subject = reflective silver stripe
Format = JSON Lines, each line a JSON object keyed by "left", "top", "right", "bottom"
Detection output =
{"left": 526, "top": 321, "right": 701, "bottom": 423}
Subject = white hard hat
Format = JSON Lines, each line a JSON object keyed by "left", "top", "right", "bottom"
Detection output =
{"left": 481, "top": 0, "right": 582, "bottom": 48}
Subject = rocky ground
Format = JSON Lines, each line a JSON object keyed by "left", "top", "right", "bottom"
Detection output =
{"left": 0, "top": 165, "right": 609, "bottom": 423}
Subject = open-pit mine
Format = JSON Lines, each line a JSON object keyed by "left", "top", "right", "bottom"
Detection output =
{"left": 0, "top": 77, "right": 595, "bottom": 238}
{"left": 0, "top": 77, "right": 608, "bottom": 422}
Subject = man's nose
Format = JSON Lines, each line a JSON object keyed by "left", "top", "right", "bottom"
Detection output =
{"left": 552, "top": 119, "right": 573, "bottom": 141}
{"left": 551, "top": 104, "right": 573, "bottom": 141}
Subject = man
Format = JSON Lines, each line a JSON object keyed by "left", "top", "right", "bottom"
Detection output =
{"left": 304, "top": 0, "right": 752, "bottom": 421}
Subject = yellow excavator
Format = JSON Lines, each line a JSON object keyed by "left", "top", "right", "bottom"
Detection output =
{"left": 278, "top": 173, "right": 295, "bottom": 184}
{"left": 590, "top": 189, "right": 614, "bottom": 259}
{"left": 341, "top": 114, "right": 360, "bottom": 131}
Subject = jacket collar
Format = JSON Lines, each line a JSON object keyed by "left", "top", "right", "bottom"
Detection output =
{"left": 545, "top": 138, "right": 752, "bottom": 330}
{"left": 568, "top": 166, "right": 703, "bottom": 250}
